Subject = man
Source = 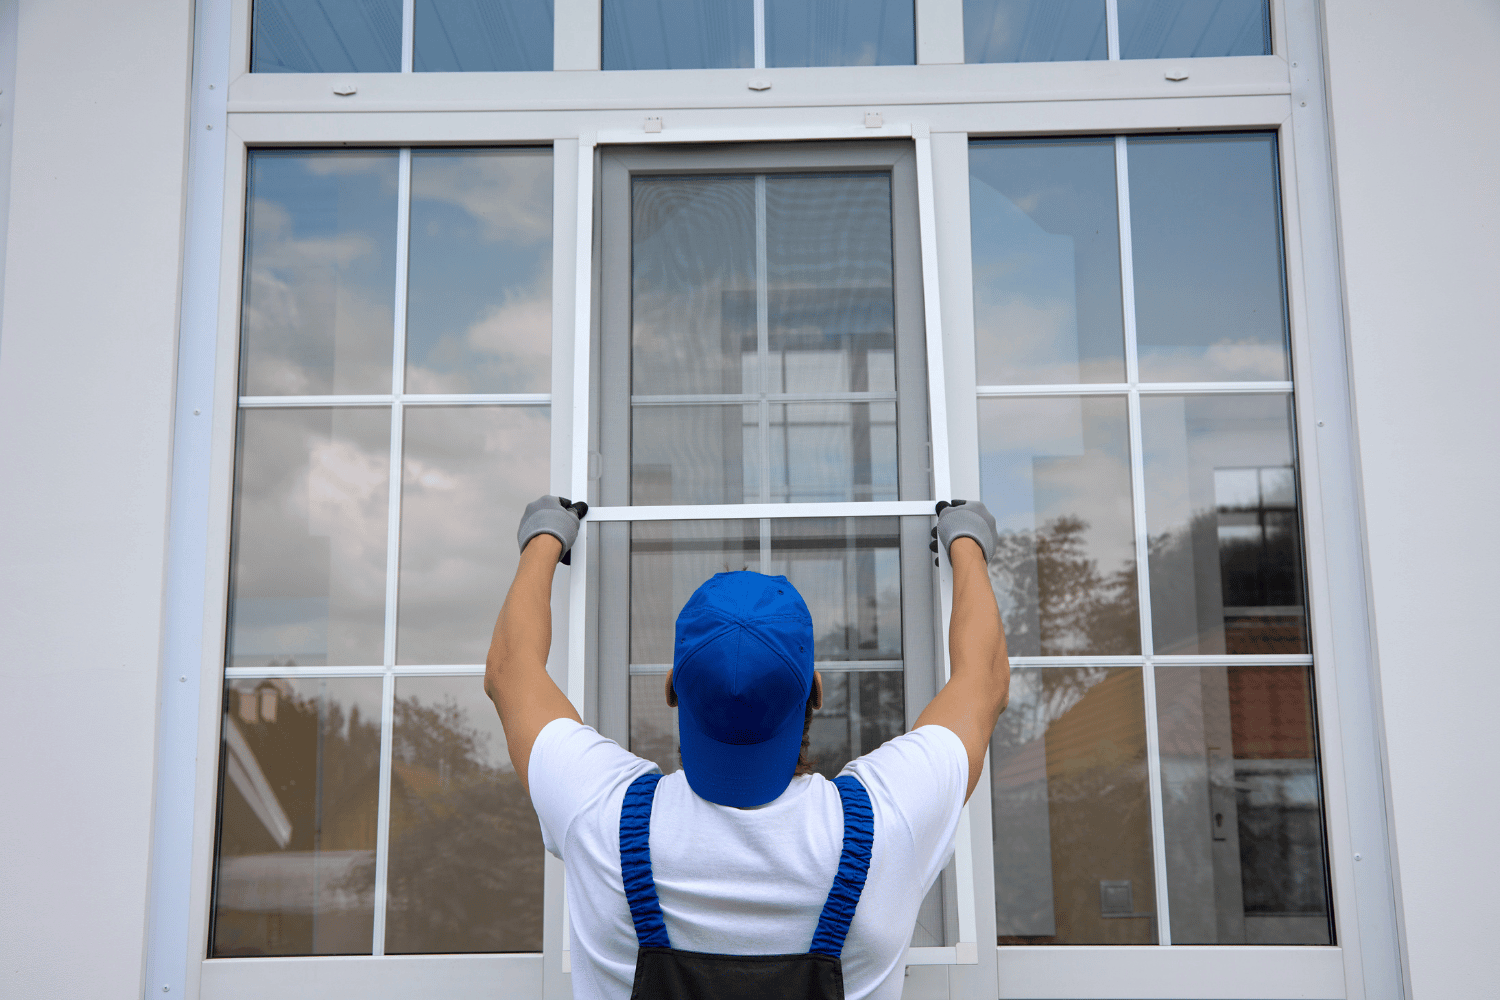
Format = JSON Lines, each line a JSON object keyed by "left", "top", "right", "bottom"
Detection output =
{"left": 484, "top": 496, "right": 1010, "bottom": 1000}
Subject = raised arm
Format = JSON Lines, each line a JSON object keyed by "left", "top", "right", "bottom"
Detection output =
{"left": 484, "top": 496, "right": 586, "bottom": 791}
{"left": 913, "top": 501, "right": 1010, "bottom": 801}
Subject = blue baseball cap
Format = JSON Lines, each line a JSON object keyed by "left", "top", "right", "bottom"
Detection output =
{"left": 671, "top": 571, "right": 815, "bottom": 808}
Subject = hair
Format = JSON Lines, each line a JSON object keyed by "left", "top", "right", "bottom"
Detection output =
{"left": 791, "top": 687, "right": 819, "bottom": 777}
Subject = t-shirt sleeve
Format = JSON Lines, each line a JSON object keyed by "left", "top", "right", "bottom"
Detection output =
{"left": 528, "top": 718, "right": 658, "bottom": 859}
{"left": 841, "top": 724, "right": 969, "bottom": 886}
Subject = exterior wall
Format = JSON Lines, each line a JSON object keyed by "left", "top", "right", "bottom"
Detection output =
{"left": 1322, "top": 1, "right": 1500, "bottom": 997}
{"left": 0, "top": 1, "right": 193, "bottom": 998}
{"left": 2, "top": 0, "right": 1496, "bottom": 995}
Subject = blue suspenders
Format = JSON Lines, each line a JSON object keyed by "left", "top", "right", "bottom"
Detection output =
{"left": 618, "top": 771, "right": 875, "bottom": 956}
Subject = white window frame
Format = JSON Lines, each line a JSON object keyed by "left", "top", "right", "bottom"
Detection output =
{"left": 144, "top": 1, "right": 1406, "bottom": 998}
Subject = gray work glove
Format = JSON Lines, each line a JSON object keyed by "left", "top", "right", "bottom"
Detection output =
{"left": 930, "top": 499, "right": 998, "bottom": 564}
{"left": 517, "top": 495, "right": 589, "bottom": 566}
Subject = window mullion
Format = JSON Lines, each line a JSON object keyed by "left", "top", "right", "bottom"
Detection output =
{"left": 753, "top": 0, "right": 766, "bottom": 69}
{"left": 1106, "top": 0, "right": 1122, "bottom": 60}
{"left": 401, "top": 0, "right": 415, "bottom": 72}
{"left": 1116, "top": 133, "right": 1174, "bottom": 947}
{"left": 371, "top": 146, "right": 413, "bottom": 957}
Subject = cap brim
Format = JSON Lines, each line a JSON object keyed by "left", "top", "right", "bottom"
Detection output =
{"left": 676, "top": 696, "right": 806, "bottom": 808}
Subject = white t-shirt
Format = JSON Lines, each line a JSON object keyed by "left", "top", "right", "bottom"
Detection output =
{"left": 528, "top": 718, "right": 968, "bottom": 1000}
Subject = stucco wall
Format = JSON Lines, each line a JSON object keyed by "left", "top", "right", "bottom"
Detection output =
{"left": 0, "top": 1, "right": 193, "bottom": 997}
{"left": 1322, "top": 1, "right": 1500, "bottom": 997}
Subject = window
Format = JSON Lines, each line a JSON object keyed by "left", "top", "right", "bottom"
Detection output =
{"left": 212, "top": 147, "right": 554, "bottom": 957}
{"left": 251, "top": 0, "right": 554, "bottom": 72}
{"left": 964, "top": 0, "right": 1270, "bottom": 63}
{"left": 162, "top": 2, "right": 1401, "bottom": 996}
{"left": 971, "top": 132, "right": 1331, "bottom": 949}
{"left": 602, "top": 0, "right": 915, "bottom": 70}
{"left": 585, "top": 143, "right": 958, "bottom": 950}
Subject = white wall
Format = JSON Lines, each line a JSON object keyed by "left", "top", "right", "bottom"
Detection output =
{"left": 0, "top": 1, "right": 193, "bottom": 997}
{"left": 1322, "top": 1, "right": 1500, "bottom": 997}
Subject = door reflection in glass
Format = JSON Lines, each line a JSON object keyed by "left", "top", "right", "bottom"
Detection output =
{"left": 211, "top": 678, "right": 382, "bottom": 956}
{"left": 991, "top": 667, "right": 1157, "bottom": 944}
{"left": 1157, "top": 665, "right": 1332, "bottom": 944}
{"left": 1141, "top": 394, "right": 1307, "bottom": 655}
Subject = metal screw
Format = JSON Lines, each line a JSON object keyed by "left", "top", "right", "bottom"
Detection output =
{"left": 194, "top": 409, "right": 201, "bottom": 415}
{"left": 207, "top": 124, "right": 213, "bottom": 129}
{"left": 1317, "top": 420, "right": 1324, "bottom": 427}
{"left": 1354, "top": 853, "right": 1362, "bottom": 861}
{"left": 180, "top": 676, "right": 187, "bottom": 682}
{"left": 1300, "top": 101, "right": 1306, "bottom": 107}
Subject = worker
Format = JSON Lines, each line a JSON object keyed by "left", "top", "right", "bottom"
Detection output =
{"left": 485, "top": 495, "right": 1010, "bottom": 1000}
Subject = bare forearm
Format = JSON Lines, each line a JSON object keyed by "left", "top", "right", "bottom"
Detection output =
{"left": 484, "top": 534, "right": 580, "bottom": 786}
{"left": 949, "top": 538, "right": 1008, "bottom": 697}
{"left": 915, "top": 536, "right": 1010, "bottom": 799}
{"left": 487, "top": 535, "right": 562, "bottom": 676}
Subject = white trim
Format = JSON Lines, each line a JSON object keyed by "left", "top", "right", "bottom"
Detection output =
{"left": 200, "top": 953, "right": 543, "bottom": 998}
{"left": 995, "top": 945, "right": 1345, "bottom": 1000}
{"left": 226, "top": 663, "right": 486, "bottom": 678}
{"left": 238, "top": 393, "right": 551, "bottom": 407}
{"left": 753, "top": 0, "right": 766, "bottom": 70}
{"left": 400, "top": 0, "right": 414, "bottom": 73}
{"left": 584, "top": 500, "right": 936, "bottom": 522}
{"left": 975, "top": 381, "right": 1294, "bottom": 396}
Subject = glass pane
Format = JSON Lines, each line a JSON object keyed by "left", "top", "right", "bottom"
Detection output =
{"left": 251, "top": 0, "right": 401, "bottom": 72}
{"left": 765, "top": 0, "right": 915, "bottom": 66}
{"left": 1141, "top": 394, "right": 1307, "bottom": 655}
{"left": 602, "top": 0, "right": 754, "bottom": 69}
{"left": 979, "top": 396, "right": 1139, "bottom": 656}
{"left": 806, "top": 670, "right": 906, "bottom": 775}
{"left": 765, "top": 174, "right": 898, "bottom": 395}
{"left": 228, "top": 408, "right": 390, "bottom": 668}
{"left": 970, "top": 139, "right": 1125, "bottom": 384}
{"left": 1128, "top": 134, "right": 1289, "bottom": 382}
{"left": 991, "top": 667, "right": 1157, "bottom": 944}
{"left": 414, "top": 0, "right": 554, "bottom": 71}
{"left": 769, "top": 402, "right": 899, "bottom": 503}
{"left": 631, "top": 404, "right": 755, "bottom": 505}
{"left": 630, "top": 673, "right": 683, "bottom": 773}
{"left": 1157, "top": 665, "right": 1332, "bottom": 944}
{"left": 241, "top": 151, "right": 398, "bottom": 396}
{"left": 405, "top": 149, "right": 552, "bottom": 393}
{"left": 631, "top": 176, "right": 757, "bottom": 396}
{"left": 631, "top": 402, "right": 899, "bottom": 505}
{"left": 629, "top": 520, "right": 761, "bottom": 665}
{"left": 211, "top": 677, "right": 382, "bottom": 956}
{"left": 964, "top": 0, "right": 1107, "bottom": 63}
{"left": 1119, "top": 0, "right": 1271, "bottom": 59}
{"left": 397, "top": 406, "right": 550, "bottom": 664}
{"left": 767, "top": 518, "right": 903, "bottom": 662}
{"left": 386, "top": 675, "right": 544, "bottom": 952}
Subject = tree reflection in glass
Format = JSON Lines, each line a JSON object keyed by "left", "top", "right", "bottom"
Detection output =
{"left": 979, "top": 396, "right": 1140, "bottom": 656}
{"left": 384, "top": 676, "right": 543, "bottom": 953}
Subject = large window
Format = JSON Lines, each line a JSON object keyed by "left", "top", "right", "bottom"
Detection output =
{"left": 165, "top": 2, "right": 1400, "bottom": 997}
{"left": 972, "top": 133, "right": 1331, "bottom": 947}
{"left": 212, "top": 147, "right": 554, "bottom": 956}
